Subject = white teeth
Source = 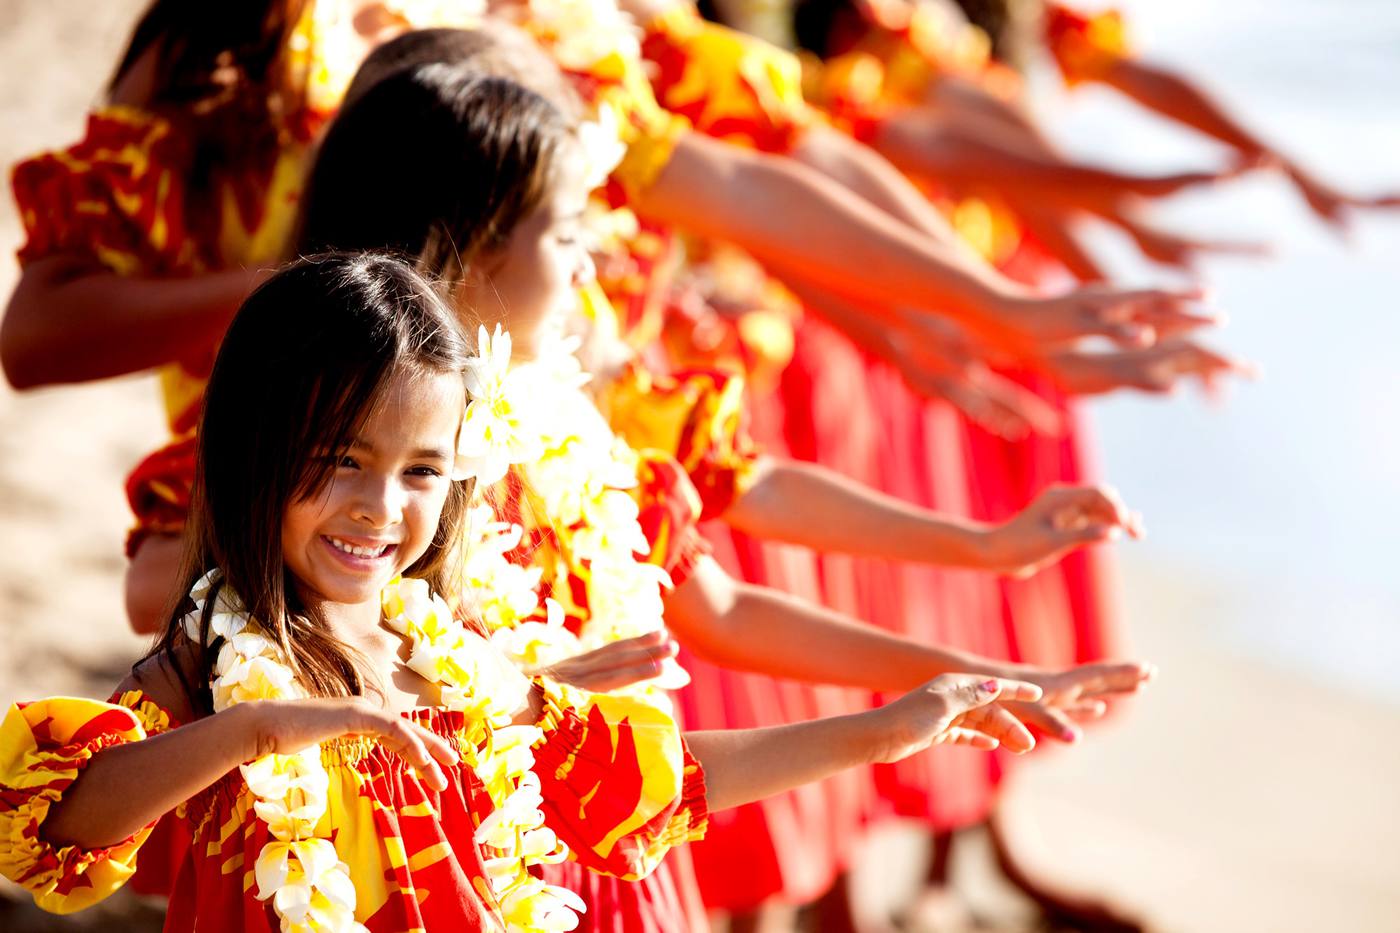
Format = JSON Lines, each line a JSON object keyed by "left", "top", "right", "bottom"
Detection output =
{"left": 327, "top": 537, "right": 389, "bottom": 558}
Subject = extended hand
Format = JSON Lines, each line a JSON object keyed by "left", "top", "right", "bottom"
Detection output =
{"left": 1002, "top": 660, "right": 1156, "bottom": 743}
{"left": 1050, "top": 339, "right": 1259, "bottom": 397}
{"left": 984, "top": 483, "right": 1143, "bottom": 578}
{"left": 245, "top": 698, "right": 461, "bottom": 791}
{"left": 1005, "top": 283, "right": 1220, "bottom": 351}
{"left": 535, "top": 631, "right": 681, "bottom": 693}
{"left": 869, "top": 674, "right": 1044, "bottom": 763}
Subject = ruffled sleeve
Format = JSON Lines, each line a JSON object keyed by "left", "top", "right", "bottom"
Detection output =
{"left": 0, "top": 691, "right": 174, "bottom": 914}
{"left": 10, "top": 106, "right": 199, "bottom": 273}
{"left": 1044, "top": 3, "right": 1132, "bottom": 86}
{"left": 597, "top": 59, "right": 694, "bottom": 203}
{"left": 531, "top": 679, "right": 707, "bottom": 881}
{"left": 602, "top": 362, "right": 761, "bottom": 521}
{"left": 641, "top": 5, "right": 814, "bottom": 154}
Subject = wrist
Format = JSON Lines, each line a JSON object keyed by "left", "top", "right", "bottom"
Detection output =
{"left": 225, "top": 701, "right": 274, "bottom": 762}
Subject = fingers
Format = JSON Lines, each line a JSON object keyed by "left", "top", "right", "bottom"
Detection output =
{"left": 551, "top": 632, "right": 681, "bottom": 692}
{"left": 1072, "top": 660, "right": 1157, "bottom": 698}
{"left": 937, "top": 726, "right": 1000, "bottom": 750}
{"left": 1007, "top": 700, "right": 1082, "bottom": 744}
{"left": 1044, "top": 484, "right": 1144, "bottom": 540}
{"left": 1097, "top": 287, "right": 1220, "bottom": 341}
{"left": 957, "top": 704, "right": 1036, "bottom": 754}
{"left": 345, "top": 703, "right": 457, "bottom": 792}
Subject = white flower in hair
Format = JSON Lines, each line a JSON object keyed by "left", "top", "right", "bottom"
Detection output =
{"left": 455, "top": 325, "right": 547, "bottom": 485}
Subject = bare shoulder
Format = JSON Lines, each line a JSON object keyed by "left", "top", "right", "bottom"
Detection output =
{"left": 117, "top": 642, "right": 205, "bottom": 725}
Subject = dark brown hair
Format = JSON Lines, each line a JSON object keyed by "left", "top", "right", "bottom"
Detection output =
{"left": 297, "top": 59, "right": 576, "bottom": 285}
{"left": 147, "top": 253, "right": 473, "bottom": 713}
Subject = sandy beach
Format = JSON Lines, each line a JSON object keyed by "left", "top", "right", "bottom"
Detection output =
{"left": 1, "top": 2, "right": 1398, "bottom": 931}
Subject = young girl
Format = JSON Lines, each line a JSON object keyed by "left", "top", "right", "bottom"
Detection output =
{"left": 0, "top": 253, "right": 1044, "bottom": 932}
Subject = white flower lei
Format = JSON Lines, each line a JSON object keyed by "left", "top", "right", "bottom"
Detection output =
{"left": 456, "top": 325, "right": 689, "bottom": 696}
{"left": 188, "top": 570, "right": 584, "bottom": 932}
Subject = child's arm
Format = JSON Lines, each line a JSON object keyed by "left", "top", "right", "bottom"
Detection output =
{"left": 635, "top": 132, "right": 1215, "bottom": 355}
{"left": 41, "top": 694, "right": 458, "bottom": 850}
{"left": 1, "top": 257, "right": 263, "bottom": 389}
{"left": 1046, "top": 340, "right": 1259, "bottom": 397}
{"left": 1095, "top": 57, "right": 1400, "bottom": 230}
{"left": 688, "top": 674, "right": 1041, "bottom": 811}
{"left": 723, "top": 461, "right": 1142, "bottom": 577}
{"left": 871, "top": 106, "right": 1233, "bottom": 216}
{"left": 661, "top": 557, "right": 1151, "bottom": 718}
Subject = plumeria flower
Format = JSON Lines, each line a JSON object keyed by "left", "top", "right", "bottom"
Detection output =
{"left": 272, "top": 870, "right": 362, "bottom": 933}
{"left": 458, "top": 325, "right": 547, "bottom": 485}
{"left": 498, "top": 875, "right": 587, "bottom": 933}
{"left": 527, "top": 0, "right": 641, "bottom": 70}
{"left": 212, "top": 654, "right": 301, "bottom": 709}
{"left": 254, "top": 837, "right": 342, "bottom": 899}
{"left": 241, "top": 749, "right": 326, "bottom": 802}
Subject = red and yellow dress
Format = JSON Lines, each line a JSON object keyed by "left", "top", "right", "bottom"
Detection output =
{"left": 10, "top": 105, "right": 309, "bottom": 554}
{"left": 0, "top": 684, "right": 706, "bottom": 930}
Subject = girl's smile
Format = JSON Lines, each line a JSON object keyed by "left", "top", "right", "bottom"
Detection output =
{"left": 281, "top": 368, "right": 464, "bottom": 608}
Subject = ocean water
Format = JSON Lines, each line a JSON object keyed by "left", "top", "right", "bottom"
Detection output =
{"left": 1034, "top": 0, "right": 1400, "bottom": 700}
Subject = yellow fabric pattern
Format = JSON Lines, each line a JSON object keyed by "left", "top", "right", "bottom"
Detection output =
{"left": 599, "top": 362, "right": 761, "bottom": 521}
{"left": 0, "top": 696, "right": 163, "bottom": 914}
{"left": 1045, "top": 4, "right": 1133, "bottom": 86}
{"left": 641, "top": 4, "right": 813, "bottom": 151}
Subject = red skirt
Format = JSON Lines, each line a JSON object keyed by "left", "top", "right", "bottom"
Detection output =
{"left": 677, "top": 317, "right": 872, "bottom": 912}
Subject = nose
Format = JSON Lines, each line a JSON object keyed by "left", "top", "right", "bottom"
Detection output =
{"left": 349, "top": 471, "right": 403, "bottom": 529}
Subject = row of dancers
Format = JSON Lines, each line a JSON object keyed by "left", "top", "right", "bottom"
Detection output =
{"left": 1, "top": 1, "right": 1394, "bottom": 931}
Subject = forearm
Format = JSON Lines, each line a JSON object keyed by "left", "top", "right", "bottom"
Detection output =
{"left": 43, "top": 705, "right": 258, "bottom": 849}
{"left": 875, "top": 112, "right": 1152, "bottom": 211}
{"left": 1, "top": 259, "right": 259, "bottom": 389}
{"left": 665, "top": 558, "right": 1003, "bottom": 690}
{"left": 685, "top": 712, "right": 882, "bottom": 811}
{"left": 1100, "top": 58, "right": 1270, "bottom": 156}
{"left": 725, "top": 457, "right": 991, "bottom": 567}
{"left": 791, "top": 124, "right": 960, "bottom": 241}
{"left": 636, "top": 134, "right": 1027, "bottom": 336}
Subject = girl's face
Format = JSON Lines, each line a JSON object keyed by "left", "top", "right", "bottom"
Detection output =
{"left": 463, "top": 167, "right": 595, "bottom": 356}
{"left": 281, "top": 368, "right": 464, "bottom": 608}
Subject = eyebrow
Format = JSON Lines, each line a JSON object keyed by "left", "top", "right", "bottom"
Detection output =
{"left": 349, "top": 438, "right": 452, "bottom": 460}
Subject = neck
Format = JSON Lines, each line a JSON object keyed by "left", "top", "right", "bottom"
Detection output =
{"left": 311, "top": 594, "right": 387, "bottom": 645}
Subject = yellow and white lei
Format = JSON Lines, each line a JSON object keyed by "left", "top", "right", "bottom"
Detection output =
{"left": 455, "top": 326, "right": 689, "bottom": 699}
{"left": 188, "top": 570, "right": 584, "bottom": 932}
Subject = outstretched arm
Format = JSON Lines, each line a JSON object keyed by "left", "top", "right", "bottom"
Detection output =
{"left": 724, "top": 459, "right": 1140, "bottom": 576}
{"left": 1098, "top": 57, "right": 1400, "bottom": 229}
{"left": 690, "top": 674, "right": 1042, "bottom": 811}
{"left": 636, "top": 132, "right": 1215, "bottom": 355}
{"left": 1, "top": 256, "right": 264, "bottom": 389}
{"left": 42, "top": 692, "right": 457, "bottom": 850}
